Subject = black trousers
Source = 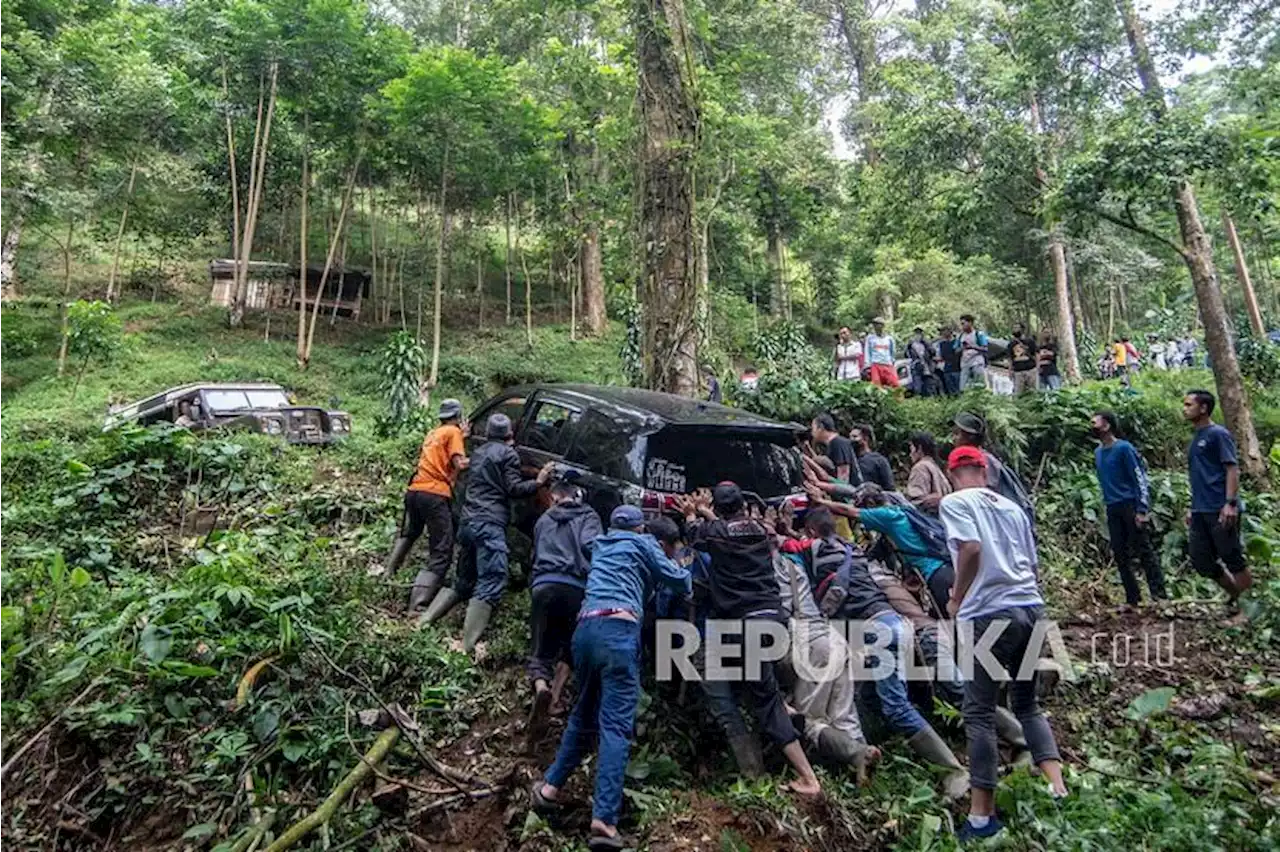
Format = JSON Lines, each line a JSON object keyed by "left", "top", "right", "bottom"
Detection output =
{"left": 714, "top": 614, "right": 797, "bottom": 748}
{"left": 1105, "top": 502, "right": 1166, "bottom": 604}
{"left": 529, "top": 582, "right": 585, "bottom": 684}
{"left": 1188, "top": 511, "right": 1246, "bottom": 580}
{"left": 402, "top": 490, "right": 454, "bottom": 579}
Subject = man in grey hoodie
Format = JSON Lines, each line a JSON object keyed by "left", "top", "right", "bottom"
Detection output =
{"left": 526, "top": 470, "right": 603, "bottom": 745}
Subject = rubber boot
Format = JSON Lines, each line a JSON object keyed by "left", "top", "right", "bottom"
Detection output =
{"left": 816, "top": 728, "right": 878, "bottom": 784}
{"left": 381, "top": 536, "right": 412, "bottom": 578}
{"left": 727, "top": 734, "right": 765, "bottom": 779}
{"left": 420, "top": 588, "right": 461, "bottom": 626}
{"left": 407, "top": 570, "right": 443, "bottom": 615}
{"left": 462, "top": 599, "right": 493, "bottom": 654}
{"left": 995, "top": 706, "right": 1033, "bottom": 768}
{"left": 907, "top": 726, "right": 970, "bottom": 800}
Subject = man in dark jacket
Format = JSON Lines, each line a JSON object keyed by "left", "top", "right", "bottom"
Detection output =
{"left": 422, "top": 413, "right": 553, "bottom": 653}
{"left": 526, "top": 470, "right": 603, "bottom": 745}
{"left": 952, "top": 412, "right": 1035, "bottom": 530}
{"left": 681, "top": 482, "right": 822, "bottom": 796}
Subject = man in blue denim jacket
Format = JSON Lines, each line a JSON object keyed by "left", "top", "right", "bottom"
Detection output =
{"left": 531, "top": 506, "right": 690, "bottom": 852}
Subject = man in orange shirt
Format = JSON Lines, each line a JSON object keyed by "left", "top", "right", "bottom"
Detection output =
{"left": 383, "top": 399, "right": 469, "bottom": 614}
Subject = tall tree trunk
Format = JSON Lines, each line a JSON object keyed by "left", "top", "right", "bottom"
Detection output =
{"left": 1028, "top": 95, "right": 1081, "bottom": 381}
{"left": 504, "top": 191, "right": 514, "bottom": 325}
{"left": 222, "top": 63, "right": 242, "bottom": 266}
{"left": 2, "top": 211, "right": 24, "bottom": 300}
{"left": 369, "top": 185, "right": 379, "bottom": 324}
{"left": 836, "top": 0, "right": 879, "bottom": 164}
{"left": 232, "top": 61, "right": 279, "bottom": 328}
{"left": 1222, "top": 211, "right": 1265, "bottom": 339}
{"left": 476, "top": 237, "right": 485, "bottom": 330}
{"left": 427, "top": 142, "right": 450, "bottom": 388}
{"left": 518, "top": 202, "right": 533, "bottom": 347}
{"left": 581, "top": 220, "right": 605, "bottom": 335}
{"left": 766, "top": 230, "right": 784, "bottom": 317}
{"left": 302, "top": 154, "right": 361, "bottom": 367}
{"left": 106, "top": 155, "right": 140, "bottom": 303}
{"left": 295, "top": 111, "right": 310, "bottom": 365}
{"left": 56, "top": 221, "right": 75, "bottom": 377}
{"left": 1117, "top": 0, "right": 1265, "bottom": 480}
{"left": 636, "top": 0, "right": 700, "bottom": 395}
{"left": 1065, "top": 243, "right": 1087, "bottom": 333}
{"left": 580, "top": 141, "right": 607, "bottom": 336}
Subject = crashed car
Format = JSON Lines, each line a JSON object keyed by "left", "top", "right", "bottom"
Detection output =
{"left": 104, "top": 382, "right": 351, "bottom": 444}
{"left": 461, "top": 383, "right": 807, "bottom": 530}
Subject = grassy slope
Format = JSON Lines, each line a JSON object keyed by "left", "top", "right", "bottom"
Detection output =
{"left": 2, "top": 297, "right": 1278, "bottom": 852}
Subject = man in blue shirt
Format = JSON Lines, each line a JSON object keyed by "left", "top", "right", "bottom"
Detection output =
{"left": 1183, "top": 390, "right": 1252, "bottom": 604}
{"left": 532, "top": 506, "right": 691, "bottom": 851}
{"left": 1092, "top": 411, "right": 1167, "bottom": 607}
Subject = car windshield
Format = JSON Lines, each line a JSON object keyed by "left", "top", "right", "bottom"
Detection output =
{"left": 204, "top": 388, "right": 290, "bottom": 413}
{"left": 644, "top": 430, "right": 802, "bottom": 498}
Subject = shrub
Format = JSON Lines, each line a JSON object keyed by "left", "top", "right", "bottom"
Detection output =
{"left": 376, "top": 330, "right": 427, "bottom": 435}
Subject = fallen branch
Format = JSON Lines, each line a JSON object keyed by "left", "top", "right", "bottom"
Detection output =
{"left": 300, "top": 625, "right": 486, "bottom": 793}
{"left": 261, "top": 727, "right": 400, "bottom": 852}
{"left": 407, "top": 782, "right": 507, "bottom": 819}
{"left": 227, "top": 810, "right": 278, "bottom": 852}
{"left": 1, "top": 679, "right": 104, "bottom": 779}
{"left": 342, "top": 699, "right": 460, "bottom": 798}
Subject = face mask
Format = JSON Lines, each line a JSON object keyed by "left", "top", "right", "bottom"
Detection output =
{"left": 1090, "top": 426, "right": 1105, "bottom": 438}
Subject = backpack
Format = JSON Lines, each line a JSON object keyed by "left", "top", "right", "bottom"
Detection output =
{"left": 896, "top": 504, "right": 952, "bottom": 563}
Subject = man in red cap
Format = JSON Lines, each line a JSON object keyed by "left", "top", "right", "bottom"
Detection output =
{"left": 939, "top": 447, "right": 1067, "bottom": 842}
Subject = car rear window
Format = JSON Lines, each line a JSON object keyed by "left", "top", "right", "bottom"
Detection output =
{"left": 643, "top": 430, "right": 802, "bottom": 498}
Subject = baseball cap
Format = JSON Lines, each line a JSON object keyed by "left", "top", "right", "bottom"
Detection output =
{"left": 438, "top": 398, "right": 462, "bottom": 420}
{"left": 610, "top": 504, "right": 645, "bottom": 529}
{"left": 952, "top": 411, "right": 986, "bottom": 438}
{"left": 872, "top": 316, "right": 886, "bottom": 325}
{"left": 712, "top": 481, "right": 744, "bottom": 512}
{"left": 947, "top": 446, "right": 988, "bottom": 471}
{"left": 486, "top": 413, "right": 513, "bottom": 440}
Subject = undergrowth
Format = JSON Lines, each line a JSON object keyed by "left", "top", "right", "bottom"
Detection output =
{"left": 2, "top": 300, "right": 1278, "bottom": 850}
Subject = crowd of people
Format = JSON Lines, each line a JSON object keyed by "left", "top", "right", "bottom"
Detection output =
{"left": 829, "top": 314, "right": 1064, "bottom": 396}
{"left": 826, "top": 315, "right": 1212, "bottom": 397}
{"left": 378, "top": 380, "right": 1250, "bottom": 847}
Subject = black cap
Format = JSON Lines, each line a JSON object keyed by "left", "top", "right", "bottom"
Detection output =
{"left": 712, "top": 481, "right": 743, "bottom": 511}
{"left": 953, "top": 411, "right": 986, "bottom": 437}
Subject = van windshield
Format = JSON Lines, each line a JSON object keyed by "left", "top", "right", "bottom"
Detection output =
{"left": 205, "top": 388, "right": 290, "bottom": 413}
{"left": 644, "top": 430, "right": 802, "bottom": 498}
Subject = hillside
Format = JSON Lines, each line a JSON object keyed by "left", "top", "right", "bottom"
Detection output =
{"left": 2, "top": 298, "right": 1278, "bottom": 851}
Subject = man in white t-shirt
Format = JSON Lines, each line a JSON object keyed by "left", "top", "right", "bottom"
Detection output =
{"left": 833, "top": 327, "right": 862, "bottom": 381}
{"left": 863, "top": 317, "right": 898, "bottom": 387}
{"left": 938, "top": 445, "right": 1067, "bottom": 842}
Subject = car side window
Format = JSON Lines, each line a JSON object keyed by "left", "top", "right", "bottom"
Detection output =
{"left": 523, "top": 400, "right": 579, "bottom": 455}
{"left": 566, "top": 408, "right": 644, "bottom": 483}
{"left": 475, "top": 396, "right": 526, "bottom": 435}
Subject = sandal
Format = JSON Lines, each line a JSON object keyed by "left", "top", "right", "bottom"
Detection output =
{"left": 588, "top": 833, "right": 627, "bottom": 851}
{"left": 529, "top": 781, "right": 560, "bottom": 815}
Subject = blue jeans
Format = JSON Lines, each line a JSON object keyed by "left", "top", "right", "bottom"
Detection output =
{"left": 1040, "top": 373, "right": 1062, "bottom": 391}
{"left": 959, "top": 363, "right": 986, "bottom": 391}
{"left": 863, "top": 611, "right": 928, "bottom": 736}
{"left": 544, "top": 616, "right": 641, "bottom": 827}
{"left": 942, "top": 371, "right": 961, "bottom": 395}
{"left": 454, "top": 519, "right": 509, "bottom": 604}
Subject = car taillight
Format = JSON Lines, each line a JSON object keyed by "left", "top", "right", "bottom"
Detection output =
{"left": 781, "top": 492, "right": 809, "bottom": 512}
{"left": 639, "top": 489, "right": 679, "bottom": 513}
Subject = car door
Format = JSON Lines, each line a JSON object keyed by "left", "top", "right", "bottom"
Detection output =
{"left": 512, "top": 393, "right": 584, "bottom": 525}
{"left": 562, "top": 405, "right": 647, "bottom": 523}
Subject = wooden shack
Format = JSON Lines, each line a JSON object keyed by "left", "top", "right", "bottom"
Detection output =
{"left": 209, "top": 261, "right": 370, "bottom": 318}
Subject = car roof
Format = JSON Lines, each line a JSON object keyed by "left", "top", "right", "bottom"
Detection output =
{"left": 502, "top": 383, "right": 802, "bottom": 432}
{"left": 110, "top": 382, "right": 286, "bottom": 415}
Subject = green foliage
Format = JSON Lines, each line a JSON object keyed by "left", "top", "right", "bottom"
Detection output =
{"left": 66, "top": 299, "right": 123, "bottom": 366}
{"left": 376, "top": 329, "right": 426, "bottom": 434}
{"left": 1236, "top": 333, "right": 1280, "bottom": 387}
